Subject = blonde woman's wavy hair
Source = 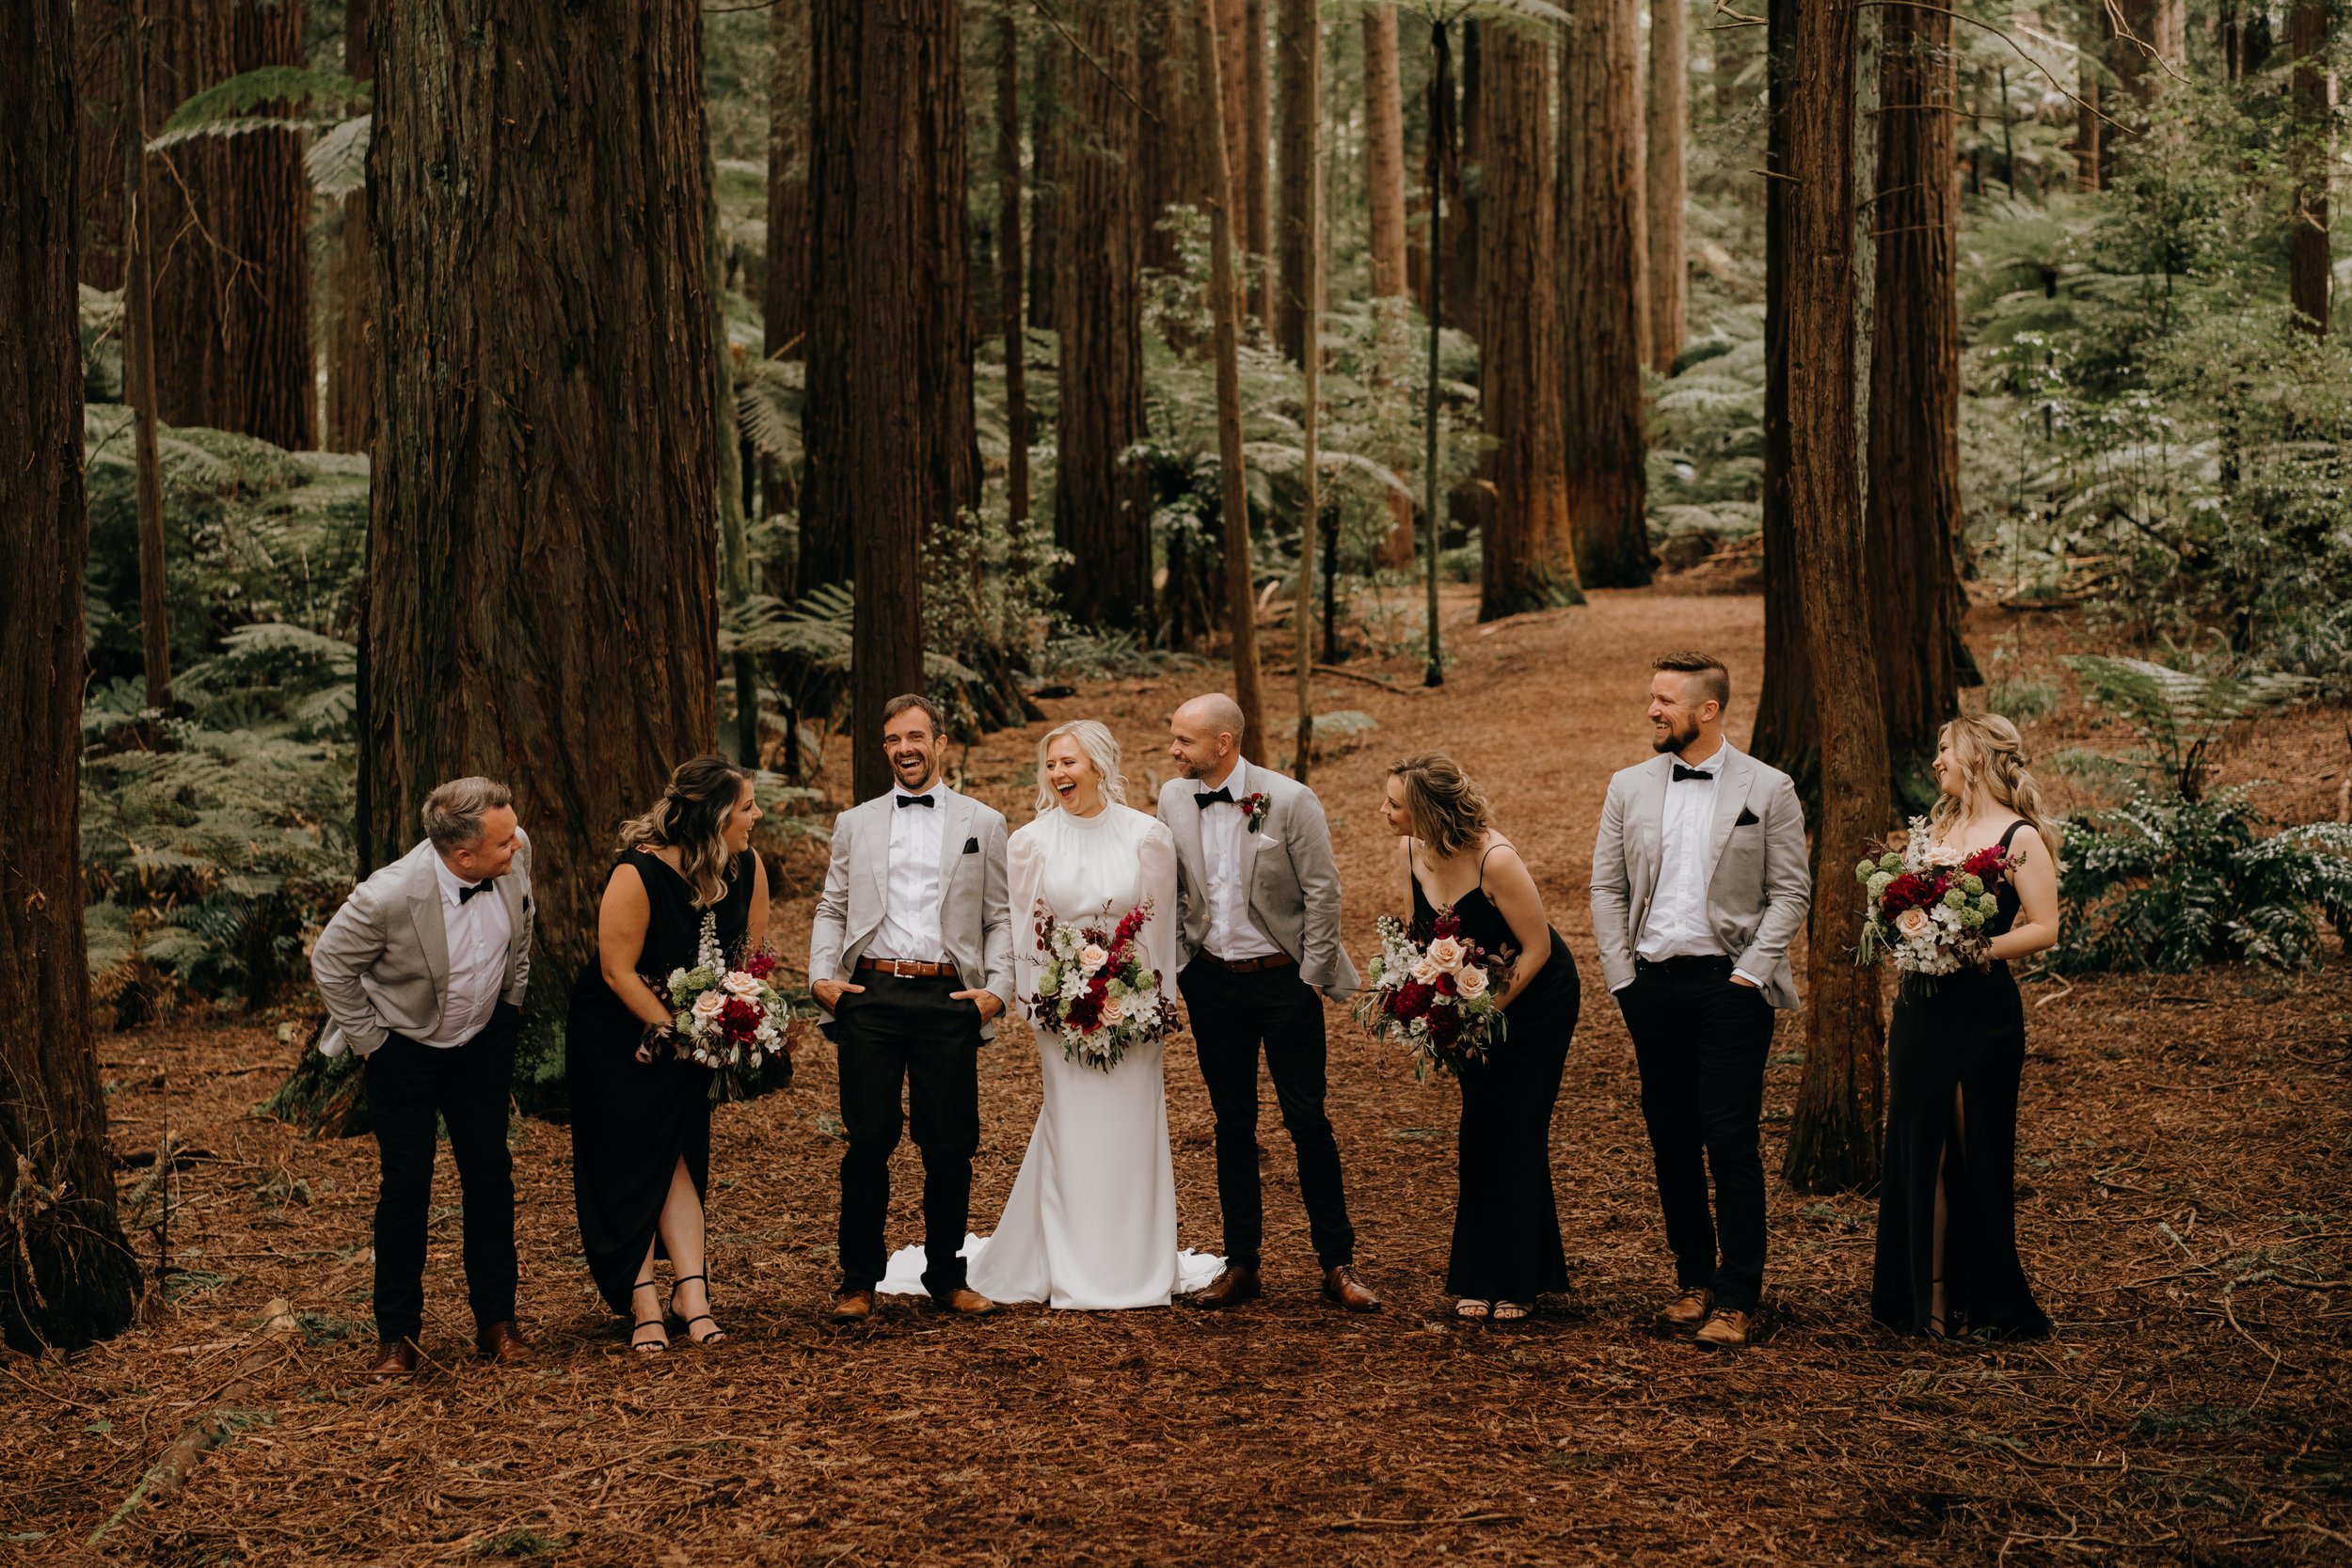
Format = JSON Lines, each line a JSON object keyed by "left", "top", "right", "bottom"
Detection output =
{"left": 615, "top": 755, "right": 752, "bottom": 909}
{"left": 1388, "top": 751, "right": 1493, "bottom": 859}
{"left": 1931, "top": 713, "right": 2064, "bottom": 864}
{"left": 1032, "top": 719, "right": 1128, "bottom": 816}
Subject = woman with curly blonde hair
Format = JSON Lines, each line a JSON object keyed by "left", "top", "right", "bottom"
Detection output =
{"left": 1872, "top": 713, "right": 2059, "bottom": 1340}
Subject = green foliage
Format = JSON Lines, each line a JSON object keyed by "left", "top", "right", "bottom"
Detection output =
{"left": 149, "top": 67, "right": 367, "bottom": 149}
{"left": 2066, "top": 654, "right": 2314, "bottom": 800}
{"left": 1646, "top": 306, "right": 1764, "bottom": 549}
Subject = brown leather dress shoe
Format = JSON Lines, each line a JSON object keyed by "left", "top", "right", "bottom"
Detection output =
{"left": 828, "top": 1289, "right": 875, "bottom": 1323}
{"left": 1322, "top": 1266, "right": 1382, "bottom": 1313}
{"left": 475, "top": 1321, "right": 532, "bottom": 1364}
{"left": 933, "top": 1287, "right": 997, "bottom": 1316}
{"left": 1657, "top": 1288, "right": 1711, "bottom": 1331}
{"left": 1196, "top": 1264, "right": 1263, "bottom": 1310}
{"left": 1693, "top": 1307, "right": 1752, "bottom": 1348}
{"left": 371, "top": 1338, "right": 419, "bottom": 1379}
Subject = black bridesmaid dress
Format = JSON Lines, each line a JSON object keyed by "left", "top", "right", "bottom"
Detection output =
{"left": 1410, "top": 847, "right": 1582, "bottom": 1306}
{"left": 567, "top": 847, "right": 756, "bottom": 1315}
{"left": 1872, "top": 820, "right": 2052, "bottom": 1339}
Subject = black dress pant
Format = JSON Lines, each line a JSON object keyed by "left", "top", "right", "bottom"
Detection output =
{"left": 362, "top": 1005, "right": 519, "bottom": 1342}
{"left": 1180, "top": 959, "right": 1355, "bottom": 1270}
{"left": 1616, "top": 958, "right": 1775, "bottom": 1312}
{"left": 831, "top": 974, "right": 983, "bottom": 1298}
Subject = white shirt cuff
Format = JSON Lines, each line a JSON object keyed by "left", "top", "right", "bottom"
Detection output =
{"left": 1731, "top": 968, "right": 1763, "bottom": 990}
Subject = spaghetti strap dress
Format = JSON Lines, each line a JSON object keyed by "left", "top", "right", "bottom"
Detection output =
{"left": 1871, "top": 820, "right": 2052, "bottom": 1338}
{"left": 1410, "top": 846, "right": 1582, "bottom": 1305}
{"left": 566, "top": 847, "right": 755, "bottom": 1315}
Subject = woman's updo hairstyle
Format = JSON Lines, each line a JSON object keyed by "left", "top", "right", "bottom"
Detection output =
{"left": 1931, "top": 713, "right": 2064, "bottom": 864}
{"left": 1387, "top": 751, "right": 1493, "bottom": 859}
{"left": 615, "top": 754, "right": 752, "bottom": 908}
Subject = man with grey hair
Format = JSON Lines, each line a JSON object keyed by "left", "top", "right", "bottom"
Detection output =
{"left": 311, "top": 777, "right": 537, "bottom": 1377}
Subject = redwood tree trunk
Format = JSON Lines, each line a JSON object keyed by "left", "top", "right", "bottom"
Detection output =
{"left": 1867, "top": 0, "right": 1966, "bottom": 801}
{"left": 995, "top": 6, "right": 1032, "bottom": 523}
{"left": 1645, "top": 0, "right": 1688, "bottom": 374}
{"left": 325, "top": 0, "right": 373, "bottom": 453}
{"left": 367, "top": 0, "right": 720, "bottom": 1064}
{"left": 1244, "top": 0, "right": 1273, "bottom": 340}
{"left": 1362, "top": 6, "right": 1407, "bottom": 302}
{"left": 1477, "top": 23, "right": 1579, "bottom": 621}
{"left": 1779, "top": 0, "right": 1892, "bottom": 1196}
{"left": 1273, "top": 0, "right": 1318, "bottom": 364}
{"left": 1750, "top": 0, "right": 1809, "bottom": 786}
{"left": 76, "top": 0, "right": 129, "bottom": 292}
{"left": 1141, "top": 4, "right": 1208, "bottom": 272}
{"left": 0, "top": 0, "right": 144, "bottom": 1352}
{"left": 764, "top": 0, "right": 811, "bottom": 358}
{"left": 1028, "top": 49, "right": 1064, "bottom": 335}
{"left": 2286, "top": 1, "right": 2330, "bottom": 336}
{"left": 1055, "top": 0, "right": 1153, "bottom": 632}
{"left": 1561, "top": 0, "right": 1653, "bottom": 589}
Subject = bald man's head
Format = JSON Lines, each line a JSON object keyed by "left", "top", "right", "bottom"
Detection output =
{"left": 1168, "top": 693, "right": 1246, "bottom": 781}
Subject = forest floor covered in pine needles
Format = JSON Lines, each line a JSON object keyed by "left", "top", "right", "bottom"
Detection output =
{"left": 8, "top": 587, "right": 2351, "bottom": 1566}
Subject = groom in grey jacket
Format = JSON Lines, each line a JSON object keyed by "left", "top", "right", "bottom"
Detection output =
{"left": 1592, "top": 653, "right": 1810, "bottom": 1349}
{"left": 1161, "top": 694, "right": 1379, "bottom": 1313}
{"left": 809, "top": 693, "right": 1014, "bottom": 1323}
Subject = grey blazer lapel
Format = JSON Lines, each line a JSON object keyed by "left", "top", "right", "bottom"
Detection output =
{"left": 405, "top": 851, "right": 452, "bottom": 1006}
{"left": 864, "top": 798, "right": 890, "bottom": 910}
{"left": 934, "top": 790, "right": 970, "bottom": 908}
{"left": 1629, "top": 755, "right": 1671, "bottom": 933}
{"left": 1705, "top": 752, "right": 1758, "bottom": 880}
{"left": 1236, "top": 776, "right": 1274, "bottom": 896}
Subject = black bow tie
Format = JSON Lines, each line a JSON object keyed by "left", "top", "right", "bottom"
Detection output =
{"left": 1671, "top": 763, "right": 1717, "bottom": 784}
{"left": 896, "top": 793, "right": 935, "bottom": 808}
{"left": 1195, "top": 787, "right": 1234, "bottom": 808}
{"left": 457, "top": 879, "right": 496, "bottom": 903}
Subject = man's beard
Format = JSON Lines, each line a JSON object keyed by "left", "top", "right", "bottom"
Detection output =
{"left": 1652, "top": 720, "right": 1700, "bottom": 755}
{"left": 1170, "top": 753, "right": 1201, "bottom": 780}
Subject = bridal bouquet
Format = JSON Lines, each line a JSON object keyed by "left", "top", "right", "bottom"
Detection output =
{"left": 1358, "top": 909, "right": 1510, "bottom": 1081}
{"left": 644, "top": 911, "right": 790, "bottom": 1071}
{"left": 1853, "top": 820, "right": 2022, "bottom": 981}
{"left": 1026, "top": 899, "right": 1173, "bottom": 1072}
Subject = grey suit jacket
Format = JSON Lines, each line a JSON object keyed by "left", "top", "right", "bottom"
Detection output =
{"left": 1589, "top": 750, "right": 1811, "bottom": 1008}
{"left": 807, "top": 788, "right": 1015, "bottom": 1037}
{"left": 310, "top": 832, "right": 535, "bottom": 1057}
{"left": 1156, "top": 766, "right": 1361, "bottom": 1001}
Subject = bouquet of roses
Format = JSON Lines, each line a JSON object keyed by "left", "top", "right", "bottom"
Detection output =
{"left": 644, "top": 911, "right": 790, "bottom": 1071}
{"left": 1027, "top": 899, "right": 1173, "bottom": 1072}
{"left": 1357, "top": 908, "right": 1510, "bottom": 1081}
{"left": 1853, "top": 818, "right": 2023, "bottom": 980}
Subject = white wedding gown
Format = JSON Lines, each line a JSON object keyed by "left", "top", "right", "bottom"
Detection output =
{"left": 876, "top": 800, "right": 1220, "bottom": 1308}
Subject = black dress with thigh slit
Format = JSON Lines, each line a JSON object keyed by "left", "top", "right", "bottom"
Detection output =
{"left": 1871, "top": 821, "right": 2052, "bottom": 1339}
{"left": 567, "top": 848, "right": 754, "bottom": 1315}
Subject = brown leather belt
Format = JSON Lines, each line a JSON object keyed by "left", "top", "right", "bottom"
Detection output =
{"left": 855, "top": 957, "right": 961, "bottom": 980}
{"left": 1195, "top": 949, "right": 1295, "bottom": 974}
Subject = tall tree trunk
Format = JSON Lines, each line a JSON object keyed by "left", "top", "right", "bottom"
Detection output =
{"left": 1562, "top": 0, "right": 1654, "bottom": 589}
{"left": 325, "top": 0, "right": 373, "bottom": 453}
{"left": 1215, "top": 0, "right": 1251, "bottom": 251}
{"left": 995, "top": 5, "right": 1032, "bottom": 523}
{"left": 1055, "top": 0, "right": 1153, "bottom": 632}
{"left": 2074, "top": 23, "right": 2102, "bottom": 194}
{"left": 1479, "top": 22, "right": 1580, "bottom": 621}
{"left": 1, "top": 0, "right": 145, "bottom": 1353}
{"left": 1141, "top": 4, "right": 1206, "bottom": 272}
{"left": 1028, "top": 43, "right": 1064, "bottom": 335}
{"left": 709, "top": 132, "right": 761, "bottom": 769}
{"left": 1273, "top": 0, "right": 1318, "bottom": 364}
{"left": 1422, "top": 19, "right": 1454, "bottom": 687}
{"left": 1778, "top": 0, "right": 1892, "bottom": 1196}
{"left": 367, "top": 0, "right": 720, "bottom": 1070}
{"left": 76, "top": 0, "right": 130, "bottom": 292}
{"left": 1446, "top": 21, "right": 1482, "bottom": 333}
{"left": 122, "top": 0, "right": 171, "bottom": 714}
{"left": 2111, "top": 1, "right": 2185, "bottom": 108}
{"left": 764, "top": 0, "right": 811, "bottom": 358}
{"left": 1645, "top": 0, "right": 1688, "bottom": 374}
{"left": 1867, "top": 0, "right": 1965, "bottom": 802}
{"left": 1750, "top": 0, "right": 1809, "bottom": 786}
{"left": 2287, "top": 1, "right": 2330, "bottom": 336}
{"left": 1362, "top": 6, "right": 1407, "bottom": 302}
{"left": 1243, "top": 0, "right": 1273, "bottom": 340}
{"left": 1190, "top": 0, "right": 1268, "bottom": 747}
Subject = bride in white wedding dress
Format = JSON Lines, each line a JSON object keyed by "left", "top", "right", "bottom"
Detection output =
{"left": 879, "top": 720, "right": 1219, "bottom": 1308}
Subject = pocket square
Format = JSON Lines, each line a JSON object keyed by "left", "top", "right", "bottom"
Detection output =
{"left": 962, "top": 836, "right": 980, "bottom": 854}
{"left": 1735, "top": 807, "right": 1760, "bottom": 828}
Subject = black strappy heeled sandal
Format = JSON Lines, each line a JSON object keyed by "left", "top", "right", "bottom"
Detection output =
{"left": 629, "top": 1281, "right": 668, "bottom": 1354}
{"left": 670, "top": 1274, "right": 726, "bottom": 1346}
{"left": 1926, "top": 1278, "right": 1951, "bottom": 1339}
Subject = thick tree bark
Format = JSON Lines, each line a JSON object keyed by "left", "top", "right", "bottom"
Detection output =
{"left": 1867, "top": 0, "right": 1966, "bottom": 802}
{"left": 1244, "top": 0, "right": 1273, "bottom": 340}
{"left": 1562, "top": 0, "right": 1654, "bottom": 589}
{"left": 122, "top": 0, "right": 172, "bottom": 714}
{"left": 1778, "top": 0, "right": 1892, "bottom": 1196}
{"left": 1750, "top": 0, "right": 1808, "bottom": 785}
{"left": 1028, "top": 46, "right": 1064, "bottom": 335}
{"left": 325, "top": 0, "right": 373, "bottom": 453}
{"left": 1141, "top": 4, "right": 1207, "bottom": 273}
{"left": 1273, "top": 0, "right": 1318, "bottom": 365}
{"left": 2287, "top": 2, "right": 2330, "bottom": 336}
{"left": 77, "top": 0, "right": 129, "bottom": 292}
{"left": 1478, "top": 24, "right": 1580, "bottom": 621}
{"left": 1214, "top": 0, "right": 1251, "bottom": 247}
{"left": 1055, "top": 0, "right": 1154, "bottom": 632}
{"left": 1190, "top": 0, "right": 1269, "bottom": 750}
{"left": 1446, "top": 22, "right": 1482, "bottom": 334}
{"left": 1362, "top": 6, "right": 1407, "bottom": 302}
{"left": 764, "top": 0, "right": 811, "bottom": 358}
{"left": 0, "top": 0, "right": 145, "bottom": 1353}
{"left": 1645, "top": 0, "right": 1688, "bottom": 374}
{"left": 995, "top": 7, "right": 1032, "bottom": 523}
{"left": 367, "top": 0, "right": 720, "bottom": 1065}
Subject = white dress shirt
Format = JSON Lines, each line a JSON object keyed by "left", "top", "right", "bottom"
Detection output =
{"left": 1199, "top": 758, "right": 1281, "bottom": 960}
{"left": 1630, "top": 741, "right": 1761, "bottom": 990}
{"left": 867, "top": 779, "right": 947, "bottom": 962}
{"left": 419, "top": 853, "right": 513, "bottom": 1048}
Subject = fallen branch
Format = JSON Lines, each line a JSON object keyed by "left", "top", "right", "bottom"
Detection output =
{"left": 1265, "top": 661, "right": 1420, "bottom": 696}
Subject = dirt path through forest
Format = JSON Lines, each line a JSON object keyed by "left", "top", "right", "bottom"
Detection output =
{"left": 10, "top": 587, "right": 2349, "bottom": 1565}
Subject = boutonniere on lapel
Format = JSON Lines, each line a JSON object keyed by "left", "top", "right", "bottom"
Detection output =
{"left": 1239, "top": 792, "right": 1271, "bottom": 834}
